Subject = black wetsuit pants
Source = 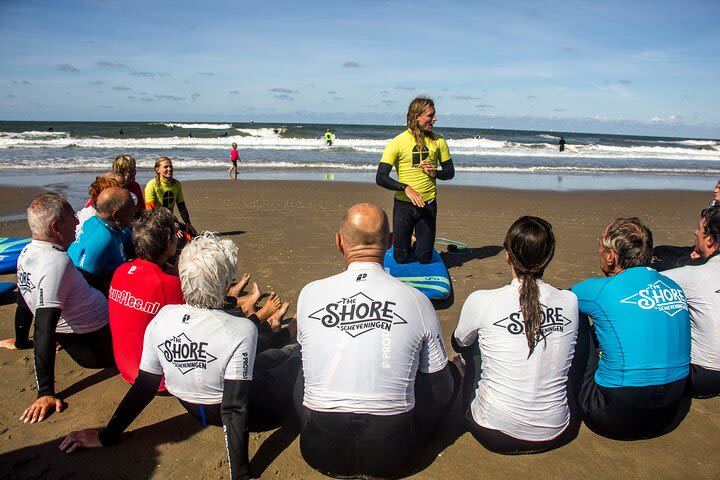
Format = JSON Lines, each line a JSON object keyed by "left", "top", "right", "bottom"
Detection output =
{"left": 576, "top": 323, "right": 688, "bottom": 440}
{"left": 690, "top": 364, "right": 720, "bottom": 398}
{"left": 54, "top": 324, "right": 116, "bottom": 369}
{"left": 181, "top": 345, "right": 302, "bottom": 430}
{"left": 393, "top": 198, "right": 437, "bottom": 264}
{"left": 292, "top": 365, "right": 457, "bottom": 478}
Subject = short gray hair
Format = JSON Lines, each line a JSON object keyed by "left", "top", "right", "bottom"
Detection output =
{"left": 132, "top": 208, "right": 175, "bottom": 263}
{"left": 601, "top": 217, "right": 653, "bottom": 269}
{"left": 178, "top": 232, "right": 238, "bottom": 309}
{"left": 27, "top": 192, "right": 70, "bottom": 239}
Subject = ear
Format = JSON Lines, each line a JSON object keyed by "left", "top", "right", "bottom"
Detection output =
{"left": 504, "top": 251, "right": 510, "bottom": 265}
{"left": 603, "top": 248, "right": 618, "bottom": 272}
{"left": 336, "top": 232, "right": 344, "bottom": 254}
{"left": 49, "top": 219, "right": 61, "bottom": 237}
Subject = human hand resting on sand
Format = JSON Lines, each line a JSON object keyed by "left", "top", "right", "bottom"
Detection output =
{"left": 59, "top": 428, "right": 102, "bottom": 453}
{"left": 20, "top": 395, "right": 64, "bottom": 423}
{"left": 404, "top": 186, "right": 425, "bottom": 207}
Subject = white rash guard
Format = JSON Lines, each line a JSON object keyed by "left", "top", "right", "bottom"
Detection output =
{"left": 139, "top": 304, "right": 258, "bottom": 405}
{"left": 297, "top": 261, "right": 448, "bottom": 416}
{"left": 454, "top": 279, "right": 579, "bottom": 441}
{"left": 664, "top": 255, "right": 720, "bottom": 371}
{"left": 17, "top": 240, "right": 108, "bottom": 334}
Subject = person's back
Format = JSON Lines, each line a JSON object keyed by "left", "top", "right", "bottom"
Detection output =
{"left": 141, "top": 303, "right": 256, "bottom": 403}
{"left": 298, "top": 262, "right": 446, "bottom": 414}
{"left": 570, "top": 217, "right": 690, "bottom": 440}
{"left": 457, "top": 280, "right": 578, "bottom": 441}
{"left": 571, "top": 267, "right": 690, "bottom": 388}
{"left": 295, "top": 203, "right": 457, "bottom": 478}
{"left": 663, "top": 206, "right": 720, "bottom": 397}
{"left": 109, "top": 258, "right": 183, "bottom": 388}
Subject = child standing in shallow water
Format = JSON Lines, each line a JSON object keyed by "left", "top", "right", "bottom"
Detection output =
{"left": 228, "top": 142, "right": 239, "bottom": 179}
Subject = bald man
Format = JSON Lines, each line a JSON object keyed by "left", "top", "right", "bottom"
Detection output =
{"left": 294, "top": 203, "right": 459, "bottom": 478}
{"left": 69, "top": 187, "right": 135, "bottom": 295}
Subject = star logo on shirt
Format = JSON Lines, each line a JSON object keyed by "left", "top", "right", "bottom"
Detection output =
{"left": 309, "top": 292, "right": 407, "bottom": 338}
{"left": 619, "top": 280, "right": 687, "bottom": 317}
{"left": 158, "top": 332, "right": 217, "bottom": 374}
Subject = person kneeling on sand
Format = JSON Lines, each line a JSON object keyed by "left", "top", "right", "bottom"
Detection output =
{"left": 294, "top": 203, "right": 460, "bottom": 478}
{"left": 570, "top": 217, "right": 691, "bottom": 440}
{"left": 109, "top": 207, "right": 291, "bottom": 393}
{"left": 6, "top": 193, "right": 115, "bottom": 423}
{"left": 664, "top": 206, "right": 720, "bottom": 398}
{"left": 61, "top": 233, "right": 299, "bottom": 480}
{"left": 453, "top": 216, "right": 579, "bottom": 453}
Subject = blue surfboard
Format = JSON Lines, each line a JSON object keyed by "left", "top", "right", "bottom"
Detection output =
{"left": 383, "top": 246, "right": 451, "bottom": 300}
{"left": 0, "top": 282, "right": 16, "bottom": 298}
{"left": 0, "top": 237, "right": 31, "bottom": 274}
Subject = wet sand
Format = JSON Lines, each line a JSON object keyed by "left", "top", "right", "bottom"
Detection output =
{"left": 0, "top": 180, "right": 718, "bottom": 479}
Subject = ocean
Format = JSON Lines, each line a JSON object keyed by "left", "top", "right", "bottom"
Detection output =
{"left": 0, "top": 120, "right": 718, "bottom": 211}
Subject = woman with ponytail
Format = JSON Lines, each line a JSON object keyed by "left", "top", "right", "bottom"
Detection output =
{"left": 453, "top": 216, "right": 579, "bottom": 453}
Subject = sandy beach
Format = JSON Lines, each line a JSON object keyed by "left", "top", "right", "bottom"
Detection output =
{"left": 0, "top": 179, "right": 718, "bottom": 480}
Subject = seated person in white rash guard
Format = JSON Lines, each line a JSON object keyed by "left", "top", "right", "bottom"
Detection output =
{"left": 453, "top": 216, "right": 579, "bottom": 453}
{"left": 294, "top": 203, "right": 460, "bottom": 479}
{"left": 664, "top": 206, "right": 720, "bottom": 397}
{"left": 60, "top": 233, "right": 292, "bottom": 480}
{"left": 7, "top": 193, "right": 114, "bottom": 424}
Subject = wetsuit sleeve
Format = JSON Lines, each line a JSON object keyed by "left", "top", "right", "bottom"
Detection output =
{"left": 14, "top": 295, "right": 33, "bottom": 349}
{"left": 34, "top": 307, "right": 62, "bottom": 397}
{"left": 79, "top": 269, "right": 112, "bottom": 297}
{"left": 435, "top": 158, "right": 455, "bottom": 181}
{"left": 415, "top": 362, "right": 459, "bottom": 425}
{"left": 221, "top": 379, "right": 252, "bottom": 480}
{"left": 98, "top": 369, "right": 161, "bottom": 446}
{"left": 376, "top": 162, "right": 407, "bottom": 192}
{"left": 177, "top": 203, "right": 191, "bottom": 225}
{"left": 453, "top": 292, "right": 481, "bottom": 351}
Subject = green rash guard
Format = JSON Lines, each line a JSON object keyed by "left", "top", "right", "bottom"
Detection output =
{"left": 144, "top": 177, "right": 185, "bottom": 211}
{"left": 379, "top": 129, "right": 452, "bottom": 203}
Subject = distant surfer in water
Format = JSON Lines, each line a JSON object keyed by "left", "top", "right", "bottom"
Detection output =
{"left": 228, "top": 142, "right": 239, "bottom": 179}
{"left": 559, "top": 136, "right": 566, "bottom": 152}
{"left": 324, "top": 129, "right": 333, "bottom": 146}
{"left": 376, "top": 96, "right": 455, "bottom": 264}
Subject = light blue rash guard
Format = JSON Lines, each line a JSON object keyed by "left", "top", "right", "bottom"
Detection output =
{"left": 571, "top": 267, "right": 690, "bottom": 388}
{"left": 68, "top": 215, "right": 132, "bottom": 275}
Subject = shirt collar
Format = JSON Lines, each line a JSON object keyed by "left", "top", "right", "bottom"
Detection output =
{"left": 346, "top": 261, "right": 386, "bottom": 272}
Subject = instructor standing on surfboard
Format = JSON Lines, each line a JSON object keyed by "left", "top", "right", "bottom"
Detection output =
{"left": 376, "top": 96, "right": 455, "bottom": 264}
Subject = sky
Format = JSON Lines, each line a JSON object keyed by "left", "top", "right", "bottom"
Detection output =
{"left": 1, "top": 0, "right": 719, "bottom": 138}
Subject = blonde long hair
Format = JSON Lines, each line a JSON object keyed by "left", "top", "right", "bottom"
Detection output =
{"left": 406, "top": 96, "right": 435, "bottom": 155}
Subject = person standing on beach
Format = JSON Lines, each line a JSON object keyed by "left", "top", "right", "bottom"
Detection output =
{"left": 228, "top": 142, "right": 239, "bottom": 179}
{"left": 559, "top": 136, "right": 566, "bottom": 152}
{"left": 376, "top": 96, "right": 455, "bottom": 264}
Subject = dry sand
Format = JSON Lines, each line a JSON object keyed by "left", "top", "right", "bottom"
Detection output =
{"left": 0, "top": 180, "right": 718, "bottom": 479}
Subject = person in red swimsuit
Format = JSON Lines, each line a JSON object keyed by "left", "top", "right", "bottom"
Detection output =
{"left": 108, "top": 207, "right": 183, "bottom": 391}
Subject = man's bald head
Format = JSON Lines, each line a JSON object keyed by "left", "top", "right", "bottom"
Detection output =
{"left": 339, "top": 203, "right": 390, "bottom": 250}
{"left": 96, "top": 187, "right": 135, "bottom": 227}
